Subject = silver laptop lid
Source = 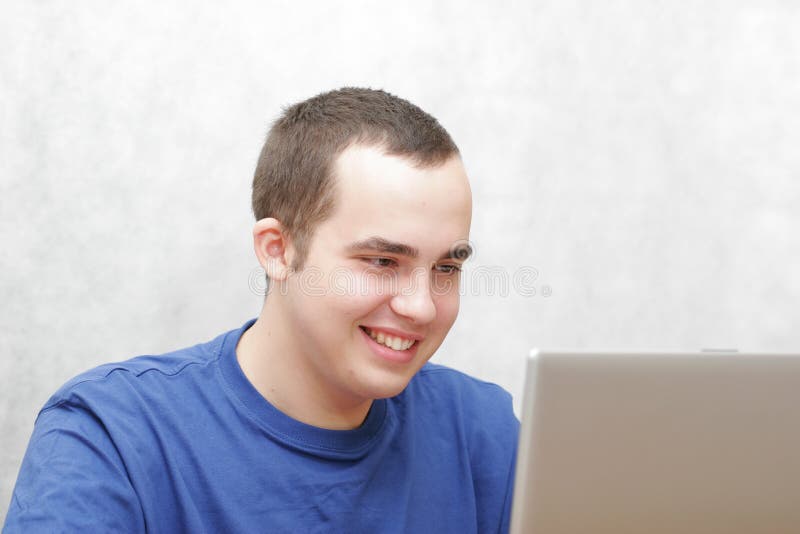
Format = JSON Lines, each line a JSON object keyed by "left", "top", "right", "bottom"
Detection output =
{"left": 510, "top": 349, "right": 800, "bottom": 534}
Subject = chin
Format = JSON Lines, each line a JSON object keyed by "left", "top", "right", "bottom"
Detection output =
{"left": 356, "top": 367, "right": 419, "bottom": 400}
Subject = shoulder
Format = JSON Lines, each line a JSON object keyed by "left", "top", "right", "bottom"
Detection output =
{"left": 41, "top": 330, "right": 227, "bottom": 414}
{"left": 410, "top": 362, "right": 516, "bottom": 415}
{"left": 404, "top": 362, "right": 519, "bottom": 444}
{"left": 403, "top": 363, "right": 519, "bottom": 531}
{"left": 414, "top": 361, "right": 510, "bottom": 394}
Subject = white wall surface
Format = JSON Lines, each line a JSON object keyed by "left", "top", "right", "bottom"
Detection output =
{"left": 2, "top": 0, "right": 799, "bottom": 521}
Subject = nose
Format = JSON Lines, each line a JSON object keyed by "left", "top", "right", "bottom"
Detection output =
{"left": 389, "top": 269, "right": 437, "bottom": 324}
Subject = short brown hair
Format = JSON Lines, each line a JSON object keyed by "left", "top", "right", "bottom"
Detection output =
{"left": 252, "top": 87, "right": 460, "bottom": 270}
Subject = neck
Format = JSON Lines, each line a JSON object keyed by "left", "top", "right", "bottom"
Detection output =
{"left": 236, "top": 302, "right": 372, "bottom": 431}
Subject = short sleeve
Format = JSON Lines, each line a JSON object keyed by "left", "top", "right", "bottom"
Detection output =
{"left": 3, "top": 401, "right": 146, "bottom": 533}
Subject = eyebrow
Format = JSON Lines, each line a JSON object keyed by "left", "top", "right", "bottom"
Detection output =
{"left": 347, "top": 237, "right": 419, "bottom": 258}
{"left": 347, "top": 236, "right": 474, "bottom": 262}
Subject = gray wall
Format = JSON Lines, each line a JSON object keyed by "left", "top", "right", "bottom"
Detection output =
{"left": 2, "top": 0, "right": 799, "bottom": 521}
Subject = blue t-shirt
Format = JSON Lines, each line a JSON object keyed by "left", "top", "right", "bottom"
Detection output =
{"left": 5, "top": 320, "right": 519, "bottom": 533}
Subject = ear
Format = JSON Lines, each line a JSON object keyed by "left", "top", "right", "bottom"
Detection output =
{"left": 253, "top": 218, "right": 295, "bottom": 281}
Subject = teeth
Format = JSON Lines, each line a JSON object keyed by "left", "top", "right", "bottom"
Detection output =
{"left": 366, "top": 328, "right": 415, "bottom": 351}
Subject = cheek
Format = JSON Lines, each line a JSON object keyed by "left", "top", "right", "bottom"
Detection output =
{"left": 356, "top": 267, "right": 401, "bottom": 298}
{"left": 347, "top": 269, "right": 400, "bottom": 304}
{"left": 322, "top": 273, "right": 391, "bottom": 320}
{"left": 434, "top": 292, "right": 461, "bottom": 330}
{"left": 295, "top": 267, "right": 385, "bottom": 308}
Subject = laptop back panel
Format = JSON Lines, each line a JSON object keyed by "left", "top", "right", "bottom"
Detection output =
{"left": 510, "top": 350, "right": 800, "bottom": 534}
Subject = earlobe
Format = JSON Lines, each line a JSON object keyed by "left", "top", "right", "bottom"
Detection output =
{"left": 253, "top": 218, "right": 294, "bottom": 280}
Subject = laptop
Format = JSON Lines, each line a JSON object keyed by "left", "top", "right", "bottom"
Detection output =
{"left": 510, "top": 349, "right": 800, "bottom": 534}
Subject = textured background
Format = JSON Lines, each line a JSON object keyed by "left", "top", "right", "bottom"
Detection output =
{"left": 2, "top": 0, "right": 799, "bottom": 521}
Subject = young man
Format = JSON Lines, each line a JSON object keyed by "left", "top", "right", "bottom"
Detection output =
{"left": 5, "top": 88, "right": 519, "bottom": 533}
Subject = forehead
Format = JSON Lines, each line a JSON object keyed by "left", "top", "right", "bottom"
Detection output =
{"left": 321, "top": 145, "right": 472, "bottom": 254}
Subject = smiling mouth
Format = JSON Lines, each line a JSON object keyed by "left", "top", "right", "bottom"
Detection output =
{"left": 360, "top": 326, "right": 417, "bottom": 351}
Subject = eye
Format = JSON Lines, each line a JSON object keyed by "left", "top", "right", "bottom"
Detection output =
{"left": 434, "top": 263, "right": 462, "bottom": 275}
{"left": 363, "top": 257, "right": 398, "bottom": 268}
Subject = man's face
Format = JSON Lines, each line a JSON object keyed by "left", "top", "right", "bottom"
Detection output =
{"left": 281, "top": 144, "right": 472, "bottom": 405}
